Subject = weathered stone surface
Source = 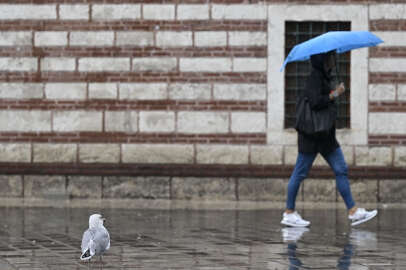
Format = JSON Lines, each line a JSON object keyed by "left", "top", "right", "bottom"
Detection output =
{"left": 178, "top": 112, "right": 229, "bottom": 134}
{"left": 92, "top": 4, "right": 141, "bottom": 20}
{"left": 143, "top": 4, "right": 175, "bottom": 20}
{"left": 0, "top": 143, "right": 31, "bottom": 162}
{"left": 60, "top": 4, "right": 89, "bottom": 20}
{"left": 233, "top": 58, "right": 266, "bottom": 72}
{"left": 369, "top": 84, "right": 396, "bottom": 101}
{"left": 369, "top": 113, "right": 406, "bottom": 135}
{"left": 133, "top": 57, "right": 177, "bottom": 72}
{"left": 284, "top": 146, "right": 298, "bottom": 165}
{"left": 119, "top": 83, "right": 167, "bottom": 100}
{"left": 70, "top": 31, "right": 114, "bottom": 46}
{"left": 194, "top": 32, "right": 227, "bottom": 47}
{"left": 0, "top": 176, "right": 23, "bottom": 197}
{"left": 33, "top": 144, "right": 76, "bottom": 163}
{"left": 355, "top": 147, "right": 392, "bottom": 166}
{"left": 79, "top": 144, "right": 120, "bottom": 163}
{"left": 168, "top": 83, "right": 211, "bottom": 100}
{"left": 0, "top": 111, "right": 51, "bottom": 132}
{"left": 180, "top": 58, "right": 232, "bottom": 72}
{"left": 398, "top": 84, "right": 406, "bottom": 101}
{"left": 122, "top": 144, "right": 194, "bottom": 164}
{"left": 0, "top": 83, "right": 43, "bottom": 99}
{"left": 212, "top": 4, "right": 267, "bottom": 20}
{"left": 213, "top": 84, "right": 266, "bottom": 101}
{"left": 103, "top": 176, "right": 170, "bottom": 199}
{"left": 89, "top": 83, "right": 117, "bottom": 99}
{"left": 177, "top": 5, "right": 209, "bottom": 20}
{"left": 0, "top": 5, "right": 57, "bottom": 20}
{"left": 172, "top": 177, "right": 236, "bottom": 200}
{"left": 139, "top": 111, "right": 175, "bottom": 132}
{"left": 67, "top": 176, "right": 102, "bottom": 199}
{"left": 0, "top": 58, "right": 37, "bottom": 71}
{"left": 35, "top": 31, "right": 67, "bottom": 46}
{"left": 41, "top": 57, "right": 75, "bottom": 71}
{"left": 53, "top": 111, "right": 102, "bottom": 132}
{"left": 238, "top": 178, "right": 287, "bottom": 201}
{"left": 79, "top": 58, "right": 130, "bottom": 71}
{"left": 116, "top": 31, "right": 154, "bottom": 46}
{"left": 303, "top": 179, "right": 336, "bottom": 202}
{"left": 229, "top": 31, "right": 267, "bottom": 46}
{"left": 196, "top": 145, "right": 248, "bottom": 164}
{"left": 379, "top": 179, "right": 406, "bottom": 203}
{"left": 338, "top": 179, "right": 378, "bottom": 204}
{"left": 24, "top": 175, "right": 67, "bottom": 199}
{"left": 105, "top": 111, "right": 138, "bottom": 132}
{"left": 156, "top": 31, "right": 192, "bottom": 47}
{"left": 231, "top": 112, "right": 266, "bottom": 133}
{"left": 45, "top": 83, "right": 86, "bottom": 100}
{"left": 250, "top": 145, "right": 283, "bottom": 165}
{"left": 395, "top": 147, "right": 406, "bottom": 167}
{"left": 0, "top": 31, "right": 32, "bottom": 46}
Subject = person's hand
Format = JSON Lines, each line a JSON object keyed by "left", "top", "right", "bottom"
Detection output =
{"left": 335, "top": 82, "right": 345, "bottom": 95}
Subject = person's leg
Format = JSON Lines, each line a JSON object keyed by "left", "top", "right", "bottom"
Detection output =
{"left": 286, "top": 152, "right": 317, "bottom": 211}
{"left": 322, "top": 147, "right": 356, "bottom": 211}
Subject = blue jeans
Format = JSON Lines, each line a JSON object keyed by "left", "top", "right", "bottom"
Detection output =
{"left": 286, "top": 147, "right": 355, "bottom": 210}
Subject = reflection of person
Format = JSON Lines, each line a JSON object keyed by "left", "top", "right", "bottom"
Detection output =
{"left": 281, "top": 227, "right": 309, "bottom": 270}
{"left": 281, "top": 51, "right": 377, "bottom": 227}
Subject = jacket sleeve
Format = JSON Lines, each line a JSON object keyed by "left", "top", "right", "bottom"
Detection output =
{"left": 305, "top": 74, "right": 331, "bottom": 111}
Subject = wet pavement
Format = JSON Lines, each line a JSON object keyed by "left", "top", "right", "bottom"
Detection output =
{"left": 0, "top": 206, "right": 405, "bottom": 269}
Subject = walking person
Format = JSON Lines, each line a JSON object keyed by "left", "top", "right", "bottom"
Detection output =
{"left": 281, "top": 51, "right": 377, "bottom": 227}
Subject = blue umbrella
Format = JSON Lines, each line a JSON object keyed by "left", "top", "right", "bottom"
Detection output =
{"left": 280, "top": 31, "right": 383, "bottom": 71}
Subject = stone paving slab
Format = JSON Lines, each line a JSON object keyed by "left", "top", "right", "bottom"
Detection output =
{"left": 0, "top": 207, "right": 405, "bottom": 269}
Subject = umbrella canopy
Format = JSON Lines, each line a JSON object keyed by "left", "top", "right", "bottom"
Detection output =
{"left": 280, "top": 31, "right": 383, "bottom": 71}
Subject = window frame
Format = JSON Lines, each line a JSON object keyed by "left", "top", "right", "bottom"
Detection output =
{"left": 267, "top": 5, "right": 369, "bottom": 146}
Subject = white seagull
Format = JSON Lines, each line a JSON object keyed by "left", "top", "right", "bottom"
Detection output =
{"left": 80, "top": 214, "right": 110, "bottom": 263}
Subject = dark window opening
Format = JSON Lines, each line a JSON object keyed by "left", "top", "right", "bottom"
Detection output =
{"left": 284, "top": 21, "right": 351, "bottom": 129}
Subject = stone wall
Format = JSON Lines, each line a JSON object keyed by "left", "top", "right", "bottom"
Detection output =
{"left": 0, "top": 1, "right": 405, "bottom": 202}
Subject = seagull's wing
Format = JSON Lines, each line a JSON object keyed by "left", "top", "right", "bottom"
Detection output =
{"left": 81, "top": 229, "right": 94, "bottom": 254}
{"left": 92, "top": 227, "right": 110, "bottom": 255}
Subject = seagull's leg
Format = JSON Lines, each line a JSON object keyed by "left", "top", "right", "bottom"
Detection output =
{"left": 100, "top": 256, "right": 103, "bottom": 270}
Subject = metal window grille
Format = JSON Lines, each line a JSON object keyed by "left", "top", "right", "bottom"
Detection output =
{"left": 284, "top": 21, "right": 351, "bottom": 129}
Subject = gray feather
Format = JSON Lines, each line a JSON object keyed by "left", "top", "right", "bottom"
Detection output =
{"left": 81, "top": 227, "right": 110, "bottom": 257}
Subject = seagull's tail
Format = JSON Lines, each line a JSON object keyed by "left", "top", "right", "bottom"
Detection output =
{"left": 80, "top": 249, "right": 92, "bottom": 261}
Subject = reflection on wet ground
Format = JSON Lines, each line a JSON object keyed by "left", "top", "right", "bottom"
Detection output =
{"left": 0, "top": 207, "right": 405, "bottom": 269}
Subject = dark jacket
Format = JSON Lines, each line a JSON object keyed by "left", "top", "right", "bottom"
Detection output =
{"left": 298, "top": 53, "right": 339, "bottom": 156}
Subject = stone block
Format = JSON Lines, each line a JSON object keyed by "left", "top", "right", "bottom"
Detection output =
{"left": 139, "top": 111, "right": 175, "bottom": 132}
{"left": 89, "top": 83, "right": 117, "bottom": 99}
{"left": 341, "top": 146, "right": 354, "bottom": 166}
{"left": 33, "top": 144, "right": 76, "bottom": 163}
{"left": 370, "top": 58, "right": 406, "bottom": 73}
{"left": 0, "top": 57, "right": 37, "bottom": 71}
{"left": 119, "top": 83, "right": 167, "bottom": 100}
{"left": 196, "top": 145, "right": 249, "bottom": 164}
{"left": 180, "top": 58, "right": 231, "bottom": 72}
{"left": 79, "top": 144, "right": 120, "bottom": 163}
{"left": 45, "top": 83, "right": 86, "bottom": 100}
{"left": 250, "top": 145, "right": 283, "bottom": 165}
{"left": 0, "top": 176, "right": 23, "bottom": 197}
{"left": 0, "top": 31, "right": 32, "bottom": 46}
{"left": 60, "top": 4, "right": 89, "bottom": 20}
{"left": 370, "top": 4, "right": 406, "bottom": 19}
{"left": 194, "top": 31, "right": 227, "bottom": 47}
{"left": 122, "top": 144, "right": 194, "bottom": 164}
{"left": 398, "top": 84, "right": 406, "bottom": 101}
{"left": 103, "top": 176, "right": 170, "bottom": 199}
{"left": 132, "top": 57, "right": 177, "bottom": 72}
{"left": 0, "top": 111, "right": 51, "bottom": 132}
{"left": 313, "top": 155, "right": 329, "bottom": 167}
{"left": 92, "top": 4, "right": 141, "bottom": 20}
{"left": 213, "top": 84, "right": 266, "bottom": 101}
{"left": 0, "top": 5, "right": 57, "bottom": 20}
{"left": 35, "top": 32, "right": 68, "bottom": 47}
{"left": 212, "top": 4, "right": 267, "bottom": 20}
{"left": 0, "top": 144, "right": 31, "bottom": 162}
{"left": 284, "top": 146, "right": 298, "bottom": 165}
{"left": 229, "top": 32, "right": 267, "bottom": 46}
{"left": 338, "top": 179, "right": 378, "bottom": 204}
{"left": 156, "top": 31, "right": 192, "bottom": 47}
{"left": 116, "top": 31, "right": 154, "bottom": 46}
{"left": 79, "top": 58, "right": 130, "bottom": 71}
{"left": 231, "top": 112, "right": 266, "bottom": 133}
{"left": 67, "top": 176, "right": 102, "bottom": 199}
{"left": 355, "top": 146, "right": 392, "bottom": 166}
{"left": 178, "top": 112, "right": 229, "bottom": 134}
{"left": 379, "top": 179, "right": 406, "bottom": 203}
{"left": 143, "top": 5, "right": 175, "bottom": 20}
{"left": 24, "top": 175, "right": 67, "bottom": 199}
{"left": 303, "top": 179, "right": 336, "bottom": 202}
{"left": 168, "top": 83, "right": 211, "bottom": 100}
{"left": 0, "top": 83, "right": 43, "bottom": 99}
{"left": 70, "top": 31, "right": 114, "bottom": 46}
{"left": 394, "top": 146, "right": 406, "bottom": 167}
{"left": 41, "top": 57, "right": 76, "bottom": 71}
{"left": 172, "top": 177, "right": 236, "bottom": 200}
{"left": 233, "top": 58, "right": 266, "bottom": 72}
{"left": 53, "top": 111, "right": 102, "bottom": 132}
{"left": 368, "top": 84, "right": 396, "bottom": 101}
{"left": 373, "top": 32, "right": 406, "bottom": 47}
{"left": 105, "top": 111, "right": 138, "bottom": 132}
{"left": 238, "top": 178, "right": 287, "bottom": 201}
{"left": 177, "top": 5, "right": 209, "bottom": 20}
{"left": 369, "top": 113, "right": 406, "bottom": 135}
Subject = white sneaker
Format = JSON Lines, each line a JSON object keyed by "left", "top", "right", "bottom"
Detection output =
{"left": 281, "top": 211, "right": 310, "bottom": 227}
{"left": 349, "top": 208, "right": 378, "bottom": 226}
{"left": 282, "top": 227, "right": 309, "bottom": 242}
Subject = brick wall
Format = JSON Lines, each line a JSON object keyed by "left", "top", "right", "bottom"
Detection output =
{"left": 0, "top": 1, "right": 405, "bottom": 201}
